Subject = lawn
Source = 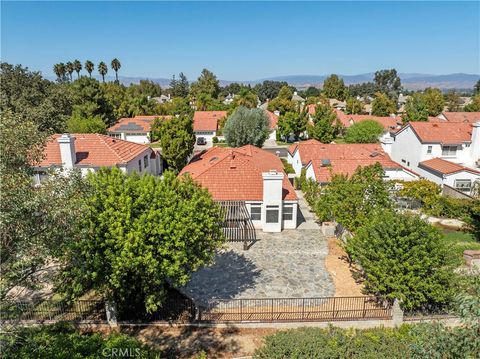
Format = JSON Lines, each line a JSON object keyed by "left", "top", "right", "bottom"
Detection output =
{"left": 442, "top": 229, "right": 480, "bottom": 262}
{"left": 214, "top": 142, "right": 228, "bottom": 147}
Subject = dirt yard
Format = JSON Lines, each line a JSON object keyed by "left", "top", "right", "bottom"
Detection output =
{"left": 324, "top": 237, "right": 364, "bottom": 297}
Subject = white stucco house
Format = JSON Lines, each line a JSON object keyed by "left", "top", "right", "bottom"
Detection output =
{"left": 391, "top": 121, "right": 480, "bottom": 194}
{"left": 287, "top": 139, "right": 417, "bottom": 183}
{"left": 107, "top": 115, "right": 171, "bottom": 144}
{"left": 192, "top": 110, "right": 227, "bottom": 147}
{"left": 34, "top": 133, "right": 162, "bottom": 184}
{"left": 180, "top": 145, "right": 298, "bottom": 232}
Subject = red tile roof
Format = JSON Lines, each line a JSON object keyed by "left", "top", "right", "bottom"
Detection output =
{"left": 38, "top": 134, "right": 151, "bottom": 167}
{"left": 419, "top": 158, "right": 480, "bottom": 175}
{"left": 406, "top": 122, "right": 473, "bottom": 144}
{"left": 193, "top": 111, "right": 227, "bottom": 132}
{"left": 335, "top": 110, "right": 400, "bottom": 130}
{"left": 108, "top": 115, "right": 171, "bottom": 133}
{"left": 442, "top": 112, "right": 480, "bottom": 123}
{"left": 265, "top": 110, "right": 279, "bottom": 130}
{"left": 288, "top": 139, "right": 324, "bottom": 163}
{"left": 179, "top": 145, "right": 297, "bottom": 201}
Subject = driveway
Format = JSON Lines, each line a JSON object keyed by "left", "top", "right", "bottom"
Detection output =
{"left": 180, "top": 192, "right": 334, "bottom": 305}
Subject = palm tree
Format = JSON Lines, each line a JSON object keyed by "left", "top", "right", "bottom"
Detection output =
{"left": 98, "top": 61, "right": 108, "bottom": 83}
{"left": 53, "top": 63, "right": 66, "bottom": 82}
{"left": 84, "top": 60, "right": 94, "bottom": 78}
{"left": 65, "top": 61, "right": 74, "bottom": 81}
{"left": 233, "top": 88, "right": 258, "bottom": 108}
{"left": 110, "top": 58, "right": 121, "bottom": 83}
{"left": 73, "top": 59, "right": 82, "bottom": 78}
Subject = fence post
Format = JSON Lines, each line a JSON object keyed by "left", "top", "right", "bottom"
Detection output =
{"left": 105, "top": 300, "right": 118, "bottom": 328}
{"left": 392, "top": 299, "right": 403, "bottom": 326}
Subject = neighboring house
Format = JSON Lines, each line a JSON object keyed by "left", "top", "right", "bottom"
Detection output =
{"left": 437, "top": 111, "right": 480, "bottom": 123}
{"left": 179, "top": 145, "right": 298, "bottom": 232}
{"left": 329, "top": 99, "right": 346, "bottom": 111}
{"left": 391, "top": 121, "right": 480, "bottom": 194}
{"left": 397, "top": 93, "right": 410, "bottom": 114}
{"left": 34, "top": 133, "right": 162, "bottom": 184}
{"left": 265, "top": 110, "right": 279, "bottom": 141}
{"left": 192, "top": 110, "right": 227, "bottom": 146}
{"left": 223, "top": 93, "right": 235, "bottom": 105}
{"left": 151, "top": 94, "right": 172, "bottom": 104}
{"left": 291, "top": 91, "right": 305, "bottom": 103}
{"left": 287, "top": 140, "right": 417, "bottom": 183}
{"left": 107, "top": 115, "right": 171, "bottom": 144}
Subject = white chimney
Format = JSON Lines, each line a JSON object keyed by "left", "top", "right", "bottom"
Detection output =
{"left": 262, "top": 170, "right": 284, "bottom": 232}
{"left": 273, "top": 110, "right": 280, "bottom": 116}
{"left": 57, "top": 134, "right": 76, "bottom": 169}
{"left": 471, "top": 121, "right": 480, "bottom": 164}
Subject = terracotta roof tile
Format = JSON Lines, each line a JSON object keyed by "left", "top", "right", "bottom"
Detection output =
{"left": 407, "top": 122, "right": 472, "bottom": 144}
{"left": 442, "top": 112, "right": 480, "bottom": 123}
{"left": 265, "top": 110, "right": 279, "bottom": 130}
{"left": 179, "top": 145, "right": 297, "bottom": 201}
{"left": 335, "top": 110, "right": 400, "bottom": 130}
{"left": 108, "top": 115, "right": 171, "bottom": 133}
{"left": 38, "top": 134, "right": 151, "bottom": 167}
{"left": 419, "top": 158, "right": 480, "bottom": 175}
{"left": 193, "top": 111, "right": 227, "bottom": 132}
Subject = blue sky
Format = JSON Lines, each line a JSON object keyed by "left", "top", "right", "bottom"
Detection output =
{"left": 2, "top": 1, "right": 479, "bottom": 80}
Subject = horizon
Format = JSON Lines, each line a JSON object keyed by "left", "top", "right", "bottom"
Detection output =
{"left": 2, "top": 1, "right": 479, "bottom": 80}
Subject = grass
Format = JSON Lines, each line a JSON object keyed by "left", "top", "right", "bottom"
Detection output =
{"left": 149, "top": 142, "right": 162, "bottom": 148}
{"left": 213, "top": 142, "right": 228, "bottom": 147}
{"left": 442, "top": 229, "right": 480, "bottom": 261}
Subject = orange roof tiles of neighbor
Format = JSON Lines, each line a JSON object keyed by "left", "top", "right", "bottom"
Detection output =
{"left": 193, "top": 111, "right": 227, "bottom": 132}
{"left": 179, "top": 145, "right": 297, "bottom": 201}
{"left": 108, "top": 115, "right": 171, "bottom": 133}
{"left": 419, "top": 158, "right": 480, "bottom": 175}
{"left": 407, "top": 122, "right": 472, "bottom": 144}
{"left": 265, "top": 110, "right": 279, "bottom": 129}
{"left": 335, "top": 110, "right": 400, "bottom": 130}
{"left": 38, "top": 134, "right": 150, "bottom": 167}
{"left": 442, "top": 112, "right": 480, "bottom": 123}
{"left": 288, "top": 139, "right": 323, "bottom": 159}
{"left": 307, "top": 104, "right": 316, "bottom": 115}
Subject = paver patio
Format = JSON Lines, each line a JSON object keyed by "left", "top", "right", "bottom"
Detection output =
{"left": 181, "top": 194, "right": 335, "bottom": 306}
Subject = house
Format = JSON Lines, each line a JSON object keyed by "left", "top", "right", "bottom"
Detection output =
{"left": 391, "top": 121, "right": 480, "bottom": 194}
{"left": 291, "top": 92, "right": 305, "bottom": 103}
{"left": 437, "top": 111, "right": 480, "bottom": 123}
{"left": 287, "top": 140, "right": 417, "bottom": 183}
{"left": 107, "top": 115, "right": 171, "bottom": 144}
{"left": 193, "top": 110, "right": 227, "bottom": 146}
{"left": 179, "top": 145, "right": 298, "bottom": 232}
{"left": 223, "top": 93, "right": 235, "bottom": 105}
{"left": 151, "top": 94, "right": 171, "bottom": 104}
{"left": 34, "top": 133, "right": 162, "bottom": 184}
{"left": 265, "top": 110, "right": 279, "bottom": 141}
{"left": 329, "top": 99, "right": 346, "bottom": 111}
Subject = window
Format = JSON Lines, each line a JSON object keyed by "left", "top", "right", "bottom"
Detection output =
{"left": 427, "top": 146, "right": 432, "bottom": 154}
{"left": 138, "top": 160, "right": 142, "bottom": 172}
{"left": 250, "top": 204, "right": 261, "bottom": 221}
{"left": 454, "top": 179, "right": 472, "bottom": 192}
{"left": 266, "top": 205, "right": 279, "bottom": 223}
{"left": 401, "top": 159, "right": 406, "bottom": 163}
{"left": 144, "top": 155, "right": 149, "bottom": 168}
{"left": 109, "top": 133, "right": 121, "bottom": 139}
{"left": 283, "top": 204, "right": 293, "bottom": 221}
{"left": 442, "top": 146, "right": 457, "bottom": 157}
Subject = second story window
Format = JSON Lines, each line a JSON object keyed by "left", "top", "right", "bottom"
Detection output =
{"left": 427, "top": 146, "right": 432, "bottom": 154}
{"left": 441, "top": 145, "right": 457, "bottom": 157}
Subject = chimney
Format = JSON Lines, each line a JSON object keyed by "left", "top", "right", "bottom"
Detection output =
{"left": 262, "top": 170, "right": 284, "bottom": 232}
{"left": 273, "top": 110, "right": 280, "bottom": 116}
{"left": 471, "top": 121, "right": 480, "bottom": 163}
{"left": 57, "top": 134, "right": 76, "bottom": 169}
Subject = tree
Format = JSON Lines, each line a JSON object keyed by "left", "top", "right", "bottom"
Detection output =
{"left": 53, "top": 63, "right": 67, "bottom": 82}
{"left": 60, "top": 168, "right": 224, "bottom": 314}
{"left": 176, "top": 72, "right": 189, "bottom": 98}
{"left": 403, "top": 93, "right": 429, "bottom": 122}
{"left": 232, "top": 88, "right": 258, "bottom": 108}
{"left": 371, "top": 92, "right": 396, "bottom": 116}
{"left": 127, "top": 79, "right": 162, "bottom": 98}
{"left": 347, "top": 82, "right": 378, "bottom": 98}
{"left": 267, "top": 96, "right": 296, "bottom": 114}
{"left": 155, "top": 97, "right": 193, "bottom": 116}
{"left": 110, "top": 58, "right": 121, "bottom": 83}
{"left": 1, "top": 62, "right": 72, "bottom": 132}
{"left": 65, "top": 61, "right": 74, "bottom": 81}
{"left": 322, "top": 74, "right": 346, "bottom": 100}
{"left": 190, "top": 68, "right": 220, "bottom": 98}
{"left": 277, "top": 110, "right": 308, "bottom": 140}
{"left": 0, "top": 111, "right": 87, "bottom": 300}
{"left": 277, "top": 85, "right": 293, "bottom": 100}
{"left": 66, "top": 115, "right": 107, "bottom": 134}
{"left": 153, "top": 115, "right": 195, "bottom": 172}
{"left": 256, "top": 80, "right": 289, "bottom": 102}
{"left": 464, "top": 95, "right": 480, "bottom": 112}
{"left": 474, "top": 79, "right": 480, "bottom": 95}
{"left": 97, "top": 61, "right": 108, "bottom": 83}
{"left": 84, "top": 60, "right": 94, "bottom": 78}
{"left": 345, "top": 97, "right": 364, "bottom": 114}
{"left": 345, "top": 120, "right": 384, "bottom": 143}
{"left": 304, "top": 86, "right": 320, "bottom": 98}
{"left": 73, "top": 59, "right": 82, "bottom": 79}
{"left": 445, "top": 91, "right": 461, "bottom": 112}
{"left": 374, "top": 69, "right": 402, "bottom": 99}
{"left": 346, "top": 211, "right": 455, "bottom": 310}
{"left": 423, "top": 88, "right": 445, "bottom": 116}
{"left": 223, "top": 107, "right": 270, "bottom": 147}
{"left": 307, "top": 103, "right": 342, "bottom": 143}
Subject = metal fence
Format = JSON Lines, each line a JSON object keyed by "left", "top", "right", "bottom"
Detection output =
{"left": 1, "top": 299, "right": 106, "bottom": 322}
{"left": 198, "top": 296, "right": 392, "bottom": 323}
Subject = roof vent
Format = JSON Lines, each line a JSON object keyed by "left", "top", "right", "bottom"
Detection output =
{"left": 321, "top": 159, "right": 331, "bottom": 167}
{"left": 209, "top": 156, "right": 219, "bottom": 163}
{"left": 370, "top": 151, "right": 380, "bottom": 157}
{"left": 230, "top": 160, "right": 236, "bottom": 169}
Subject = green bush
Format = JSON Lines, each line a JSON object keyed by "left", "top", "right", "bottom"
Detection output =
{"left": 0, "top": 322, "right": 160, "bottom": 359}
{"left": 212, "top": 136, "right": 218, "bottom": 143}
{"left": 280, "top": 158, "right": 295, "bottom": 174}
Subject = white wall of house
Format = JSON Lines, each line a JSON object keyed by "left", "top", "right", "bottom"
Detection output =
{"left": 305, "top": 163, "right": 316, "bottom": 181}
{"left": 384, "top": 168, "right": 418, "bottom": 181}
{"left": 124, "top": 151, "right": 159, "bottom": 175}
{"left": 417, "top": 165, "right": 479, "bottom": 189}
{"left": 390, "top": 126, "right": 424, "bottom": 170}
{"left": 289, "top": 150, "right": 304, "bottom": 176}
{"left": 125, "top": 133, "right": 150, "bottom": 144}
{"left": 269, "top": 129, "right": 277, "bottom": 141}
{"left": 245, "top": 200, "right": 298, "bottom": 231}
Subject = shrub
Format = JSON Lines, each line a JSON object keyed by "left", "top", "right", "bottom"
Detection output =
{"left": 346, "top": 211, "right": 455, "bottom": 310}
{"left": 345, "top": 119, "right": 384, "bottom": 143}
{"left": 223, "top": 107, "right": 270, "bottom": 147}
{"left": 0, "top": 322, "right": 160, "bottom": 358}
{"left": 212, "top": 136, "right": 218, "bottom": 143}
{"left": 280, "top": 158, "right": 295, "bottom": 174}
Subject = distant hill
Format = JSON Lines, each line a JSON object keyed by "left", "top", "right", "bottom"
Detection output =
{"left": 48, "top": 73, "right": 479, "bottom": 91}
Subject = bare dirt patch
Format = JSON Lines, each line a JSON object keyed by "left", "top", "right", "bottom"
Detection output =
{"left": 325, "top": 237, "right": 364, "bottom": 297}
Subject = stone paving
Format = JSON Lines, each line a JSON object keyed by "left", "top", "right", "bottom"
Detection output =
{"left": 180, "top": 192, "right": 335, "bottom": 305}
